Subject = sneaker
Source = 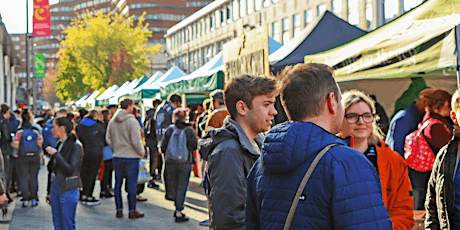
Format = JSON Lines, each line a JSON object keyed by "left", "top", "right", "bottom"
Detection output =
{"left": 116, "top": 210, "right": 123, "bottom": 218}
{"left": 199, "top": 219, "right": 209, "bottom": 226}
{"left": 128, "top": 210, "right": 144, "bottom": 219}
{"left": 22, "top": 201, "right": 29, "bottom": 208}
{"left": 85, "top": 198, "right": 101, "bottom": 206}
{"left": 147, "top": 181, "right": 159, "bottom": 189}
{"left": 80, "top": 198, "right": 87, "bottom": 205}
{"left": 31, "top": 199, "right": 38, "bottom": 207}
{"left": 175, "top": 213, "right": 189, "bottom": 223}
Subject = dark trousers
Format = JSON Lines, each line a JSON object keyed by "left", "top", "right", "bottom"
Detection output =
{"left": 409, "top": 168, "right": 431, "bottom": 210}
{"left": 80, "top": 154, "right": 102, "bottom": 198}
{"left": 16, "top": 155, "right": 40, "bottom": 200}
{"left": 165, "top": 163, "right": 191, "bottom": 211}
{"left": 113, "top": 158, "right": 139, "bottom": 212}
{"left": 146, "top": 143, "right": 159, "bottom": 177}
{"left": 3, "top": 153, "right": 12, "bottom": 193}
{"left": 101, "top": 159, "right": 113, "bottom": 193}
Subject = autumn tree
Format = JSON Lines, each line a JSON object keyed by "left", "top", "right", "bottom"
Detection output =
{"left": 42, "top": 65, "right": 61, "bottom": 105}
{"left": 55, "top": 10, "right": 161, "bottom": 101}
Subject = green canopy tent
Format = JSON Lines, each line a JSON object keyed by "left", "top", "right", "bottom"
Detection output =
{"left": 303, "top": 0, "right": 460, "bottom": 116}
{"left": 126, "top": 71, "right": 163, "bottom": 101}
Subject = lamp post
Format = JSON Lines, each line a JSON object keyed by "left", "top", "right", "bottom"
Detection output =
{"left": 26, "top": 0, "right": 30, "bottom": 107}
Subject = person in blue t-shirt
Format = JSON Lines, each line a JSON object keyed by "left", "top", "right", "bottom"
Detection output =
{"left": 426, "top": 89, "right": 460, "bottom": 229}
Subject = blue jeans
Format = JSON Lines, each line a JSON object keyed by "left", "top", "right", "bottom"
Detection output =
{"left": 113, "top": 158, "right": 139, "bottom": 212}
{"left": 50, "top": 180, "right": 80, "bottom": 230}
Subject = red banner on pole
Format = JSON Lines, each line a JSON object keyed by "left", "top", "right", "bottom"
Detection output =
{"left": 33, "top": 0, "right": 51, "bottom": 37}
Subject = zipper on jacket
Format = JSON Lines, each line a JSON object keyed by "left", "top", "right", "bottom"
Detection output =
{"left": 66, "top": 176, "right": 78, "bottom": 181}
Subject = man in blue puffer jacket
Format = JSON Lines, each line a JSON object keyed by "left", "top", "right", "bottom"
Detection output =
{"left": 245, "top": 63, "right": 392, "bottom": 230}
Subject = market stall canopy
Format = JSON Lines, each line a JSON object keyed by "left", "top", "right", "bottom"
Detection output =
{"left": 94, "top": 85, "right": 119, "bottom": 106}
{"left": 303, "top": 0, "right": 460, "bottom": 82}
{"left": 129, "top": 67, "right": 186, "bottom": 100}
{"left": 160, "top": 37, "right": 283, "bottom": 97}
{"left": 96, "top": 80, "right": 131, "bottom": 106}
{"left": 126, "top": 71, "right": 164, "bottom": 100}
{"left": 108, "top": 78, "right": 142, "bottom": 105}
{"left": 75, "top": 93, "right": 90, "bottom": 107}
{"left": 270, "top": 11, "right": 367, "bottom": 73}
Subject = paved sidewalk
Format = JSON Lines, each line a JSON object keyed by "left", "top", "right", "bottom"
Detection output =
{"left": 6, "top": 163, "right": 209, "bottom": 230}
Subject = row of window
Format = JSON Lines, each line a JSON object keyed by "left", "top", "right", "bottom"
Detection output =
{"left": 133, "top": 14, "right": 186, "bottom": 22}
{"left": 32, "top": 35, "right": 66, "bottom": 41}
{"left": 35, "top": 43, "right": 60, "bottom": 50}
{"left": 186, "top": 1, "right": 212, "bottom": 8}
{"left": 148, "top": 27, "right": 169, "bottom": 33}
{"left": 50, "top": 0, "right": 110, "bottom": 13}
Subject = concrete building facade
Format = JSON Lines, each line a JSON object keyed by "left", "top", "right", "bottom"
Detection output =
{"left": 0, "top": 15, "right": 19, "bottom": 109}
{"left": 165, "top": 0, "right": 424, "bottom": 73}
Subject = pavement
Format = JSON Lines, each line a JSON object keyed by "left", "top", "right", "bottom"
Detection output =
{"left": 0, "top": 161, "right": 209, "bottom": 230}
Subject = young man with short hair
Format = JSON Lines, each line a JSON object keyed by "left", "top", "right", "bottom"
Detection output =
{"left": 425, "top": 89, "right": 460, "bottom": 229}
{"left": 199, "top": 75, "right": 278, "bottom": 229}
{"left": 245, "top": 63, "right": 392, "bottom": 229}
{"left": 205, "top": 90, "right": 229, "bottom": 132}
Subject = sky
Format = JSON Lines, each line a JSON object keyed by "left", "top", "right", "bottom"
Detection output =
{"left": 0, "top": 0, "right": 59, "bottom": 34}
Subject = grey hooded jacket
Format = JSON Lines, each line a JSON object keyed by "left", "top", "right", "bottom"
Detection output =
{"left": 106, "top": 109, "right": 145, "bottom": 159}
{"left": 199, "top": 116, "right": 263, "bottom": 230}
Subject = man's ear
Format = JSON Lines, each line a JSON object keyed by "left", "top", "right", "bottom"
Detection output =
{"left": 451, "top": 110, "right": 458, "bottom": 124}
{"left": 235, "top": 100, "right": 247, "bottom": 117}
{"left": 326, "top": 92, "right": 338, "bottom": 115}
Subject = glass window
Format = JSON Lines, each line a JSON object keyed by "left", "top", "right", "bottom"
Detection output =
{"left": 255, "top": 0, "right": 261, "bottom": 11}
{"left": 227, "top": 6, "right": 231, "bottom": 20}
{"left": 233, "top": 0, "right": 239, "bottom": 20}
{"left": 282, "top": 18, "right": 289, "bottom": 44}
{"left": 215, "top": 10, "right": 220, "bottom": 28}
{"left": 366, "top": 0, "right": 373, "bottom": 29}
{"left": 247, "top": 0, "right": 253, "bottom": 14}
{"left": 272, "top": 0, "right": 279, "bottom": 3}
{"left": 240, "top": 0, "right": 246, "bottom": 17}
{"left": 293, "top": 14, "right": 300, "bottom": 38}
{"left": 332, "top": 0, "right": 342, "bottom": 14}
{"left": 304, "top": 9, "right": 313, "bottom": 26}
{"left": 272, "top": 21, "right": 279, "bottom": 42}
{"left": 263, "top": 0, "right": 269, "bottom": 7}
{"left": 348, "top": 0, "right": 359, "bottom": 25}
{"left": 210, "top": 15, "right": 214, "bottom": 29}
{"left": 317, "top": 4, "right": 326, "bottom": 16}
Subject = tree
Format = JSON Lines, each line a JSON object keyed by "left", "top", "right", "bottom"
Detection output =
{"left": 42, "top": 64, "right": 61, "bottom": 105}
{"left": 55, "top": 10, "right": 161, "bottom": 101}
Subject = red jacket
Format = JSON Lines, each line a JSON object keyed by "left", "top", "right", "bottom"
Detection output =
{"left": 376, "top": 140, "right": 415, "bottom": 230}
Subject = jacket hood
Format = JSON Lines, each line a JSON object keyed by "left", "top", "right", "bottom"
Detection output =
{"left": 81, "top": 117, "right": 97, "bottom": 127}
{"left": 113, "top": 109, "right": 134, "bottom": 123}
{"left": 175, "top": 120, "right": 192, "bottom": 129}
{"left": 262, "top": 121, "right": 346, "bottom": 173}
{"left": 199, "top": 116, "right": 263, "bottom": 160}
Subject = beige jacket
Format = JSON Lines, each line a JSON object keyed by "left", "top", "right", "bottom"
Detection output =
{"left": 106, "top": 109, "right": 145, "bottom": 159}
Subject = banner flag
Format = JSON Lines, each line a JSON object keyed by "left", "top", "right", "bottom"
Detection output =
{"left": 35, "top": 54, "right": 45, "bottom": 78}
{"left": 33, "top": 0, "right": 51, "bottom": 36}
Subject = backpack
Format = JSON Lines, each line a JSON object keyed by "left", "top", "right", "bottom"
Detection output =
{"left": 404, "top": 118, "right": 449, "bottom": 172}
{"left": 144, "top": 117, "right": 156, "bottom": 142}
{"left": 165, "top": 126, "right": 189, "bottom": 163}
{"left": 18, "top": 126, "right": 40, "bottom": 156}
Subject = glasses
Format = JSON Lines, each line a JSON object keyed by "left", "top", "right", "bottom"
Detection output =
{"left": 345, "top": 113, "right": 375, "bottom": 124}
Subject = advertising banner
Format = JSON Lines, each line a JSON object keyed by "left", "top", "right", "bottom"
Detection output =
{"left": 33, "top": 0, "right": 51, "bottom": 36}
{"left": 35, "top": 54, "right": 45, "bottom": 78}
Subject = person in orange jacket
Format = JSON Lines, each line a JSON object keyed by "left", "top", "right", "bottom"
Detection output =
{"left": 339, "top": 90, "right": 414, "bottom": 230}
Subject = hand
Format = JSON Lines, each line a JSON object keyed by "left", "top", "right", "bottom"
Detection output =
{"left": 45, "top": 146, "right": 57, "bottom": 155}
{"left": 0, "top": 194, "right": 7, "bottom": 204}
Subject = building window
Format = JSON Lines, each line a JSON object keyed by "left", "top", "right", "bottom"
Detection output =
{"left": 215, "top": 11, "right": 220, "bottom": 28}
{"left": 272, "top": 0, "right": 279, "bottom": 3}
{"left": 227, "top": 6, "right": 231, "bottom": 21}
{"left": 255, "top": 0, "right": 261, "bottom": 11}
{"left": 348, "top": 0, "right": 359, "bottom": 25}
{"left": 263, "top": 0, "right": 269, "bottom": 7}
{"left": 233, "top": 0, "right": 239, "bottom": 20}
{"left": 240, "top": 0, "right": 246, "bottom": 17}
{"left": 317, "top": 4, "right": 326, "bottom": 16}
{"left": 247, "top": 0, "right": 253, "bottom": 15}
{"left": 304, "top": 9, "right": 313, "bottom": 26}
{"left": 272, "top": 21, "right": 279, "bottom": 42}
{"left": 293, "top": 14, "right": 300, "bottom": 38}
{"left": 210, "top": 15, "right": 214, "bottom": 29}
{"left": 282, "top": 18, "right": 289, "bottom": 44}
{"left": 332, "top": 0, "right": 342, "bottom": 14}
{"left": 221, "top": 9, "right": 225, "bottom": 24}
{"left": 366, "top": 0, "right": 373, "bottom": 29}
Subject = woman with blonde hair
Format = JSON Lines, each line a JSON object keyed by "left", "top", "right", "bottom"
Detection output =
{"left": 339, "top": 90, "right": 414, "bottom": 230}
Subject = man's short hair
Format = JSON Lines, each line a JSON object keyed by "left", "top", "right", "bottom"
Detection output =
{"left": 107, "top": 104, "right": 117, "bottom": 110}
{"left": 168, "top": 93, "right": 182, "bottom": 104}
{"left": 1, "top": 103, "right": 10, "bottom": 114}
{"left": 210, "top": 89, "right": 225, "bottom": 106}
{"left": 224, "top": 75, "right": 276, "bottom": 119}
{"left": 152, "top": 99, "right": 162, "bottom": 107}
{"left": 120, "top": 97, "right": 134, "bottom": 109}
{"left": 279, "top": 63, "right": 340, "bottom": 121}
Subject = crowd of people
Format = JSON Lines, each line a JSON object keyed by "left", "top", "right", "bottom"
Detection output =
{"left": 0, "top": 63, "right": 458, "bottom": 229}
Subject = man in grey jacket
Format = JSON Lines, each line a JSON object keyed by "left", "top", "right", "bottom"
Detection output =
{"left": 106, "top": 98, "right": 145, "bottom": 219}
{"left": 199, "top": 75, "right": 278, "bottom": 229}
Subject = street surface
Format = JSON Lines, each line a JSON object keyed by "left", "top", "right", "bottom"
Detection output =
{"left": 1, "top": 160, "right": 208, "bottom": 230}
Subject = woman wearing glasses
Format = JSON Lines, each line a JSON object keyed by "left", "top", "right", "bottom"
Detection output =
{"left": 339, "top": 90, "right": 414, "bottom": 230}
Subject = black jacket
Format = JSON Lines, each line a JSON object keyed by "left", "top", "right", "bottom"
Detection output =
{"left": 154, "top": 101, "right": 176, "bottom": 144}
{"left": 76, "top": 118, "right": 105, "bottom": 158}
{"left": 198, "top": 117, "right": 262, "bottom": 230}
{"left": 425, "top": 132, "right": 460, "bottom": 229}
{"left": 48, "top": 134, "right": 84, "bottom": 192}
{"left": 160, "top": 121, "right": 197, "bottom": 164}
{"left": 0, "top": 114, "right": 13, "bottom": 154}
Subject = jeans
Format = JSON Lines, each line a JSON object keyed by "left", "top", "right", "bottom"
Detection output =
{"left": 80, "top": 154, "right": 103, "bottom": 198}
{"left": 16, "top": 155, "right": 40, "bottom": 200}
{"left": 113, "top": 158, "right": 139, "bottom": 212}
{"left": 50, "top": 180, "right": 79, "bottom": 230}
{"left": 166, "top": 163, "right": 191, "bottom": 211}
{"left": 409, "top": 168, "right": 431, "bottom": 210}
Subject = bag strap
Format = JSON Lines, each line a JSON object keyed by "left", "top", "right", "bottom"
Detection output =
{"left": 283, "top": 143, "right": 340, "bottom": 230}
